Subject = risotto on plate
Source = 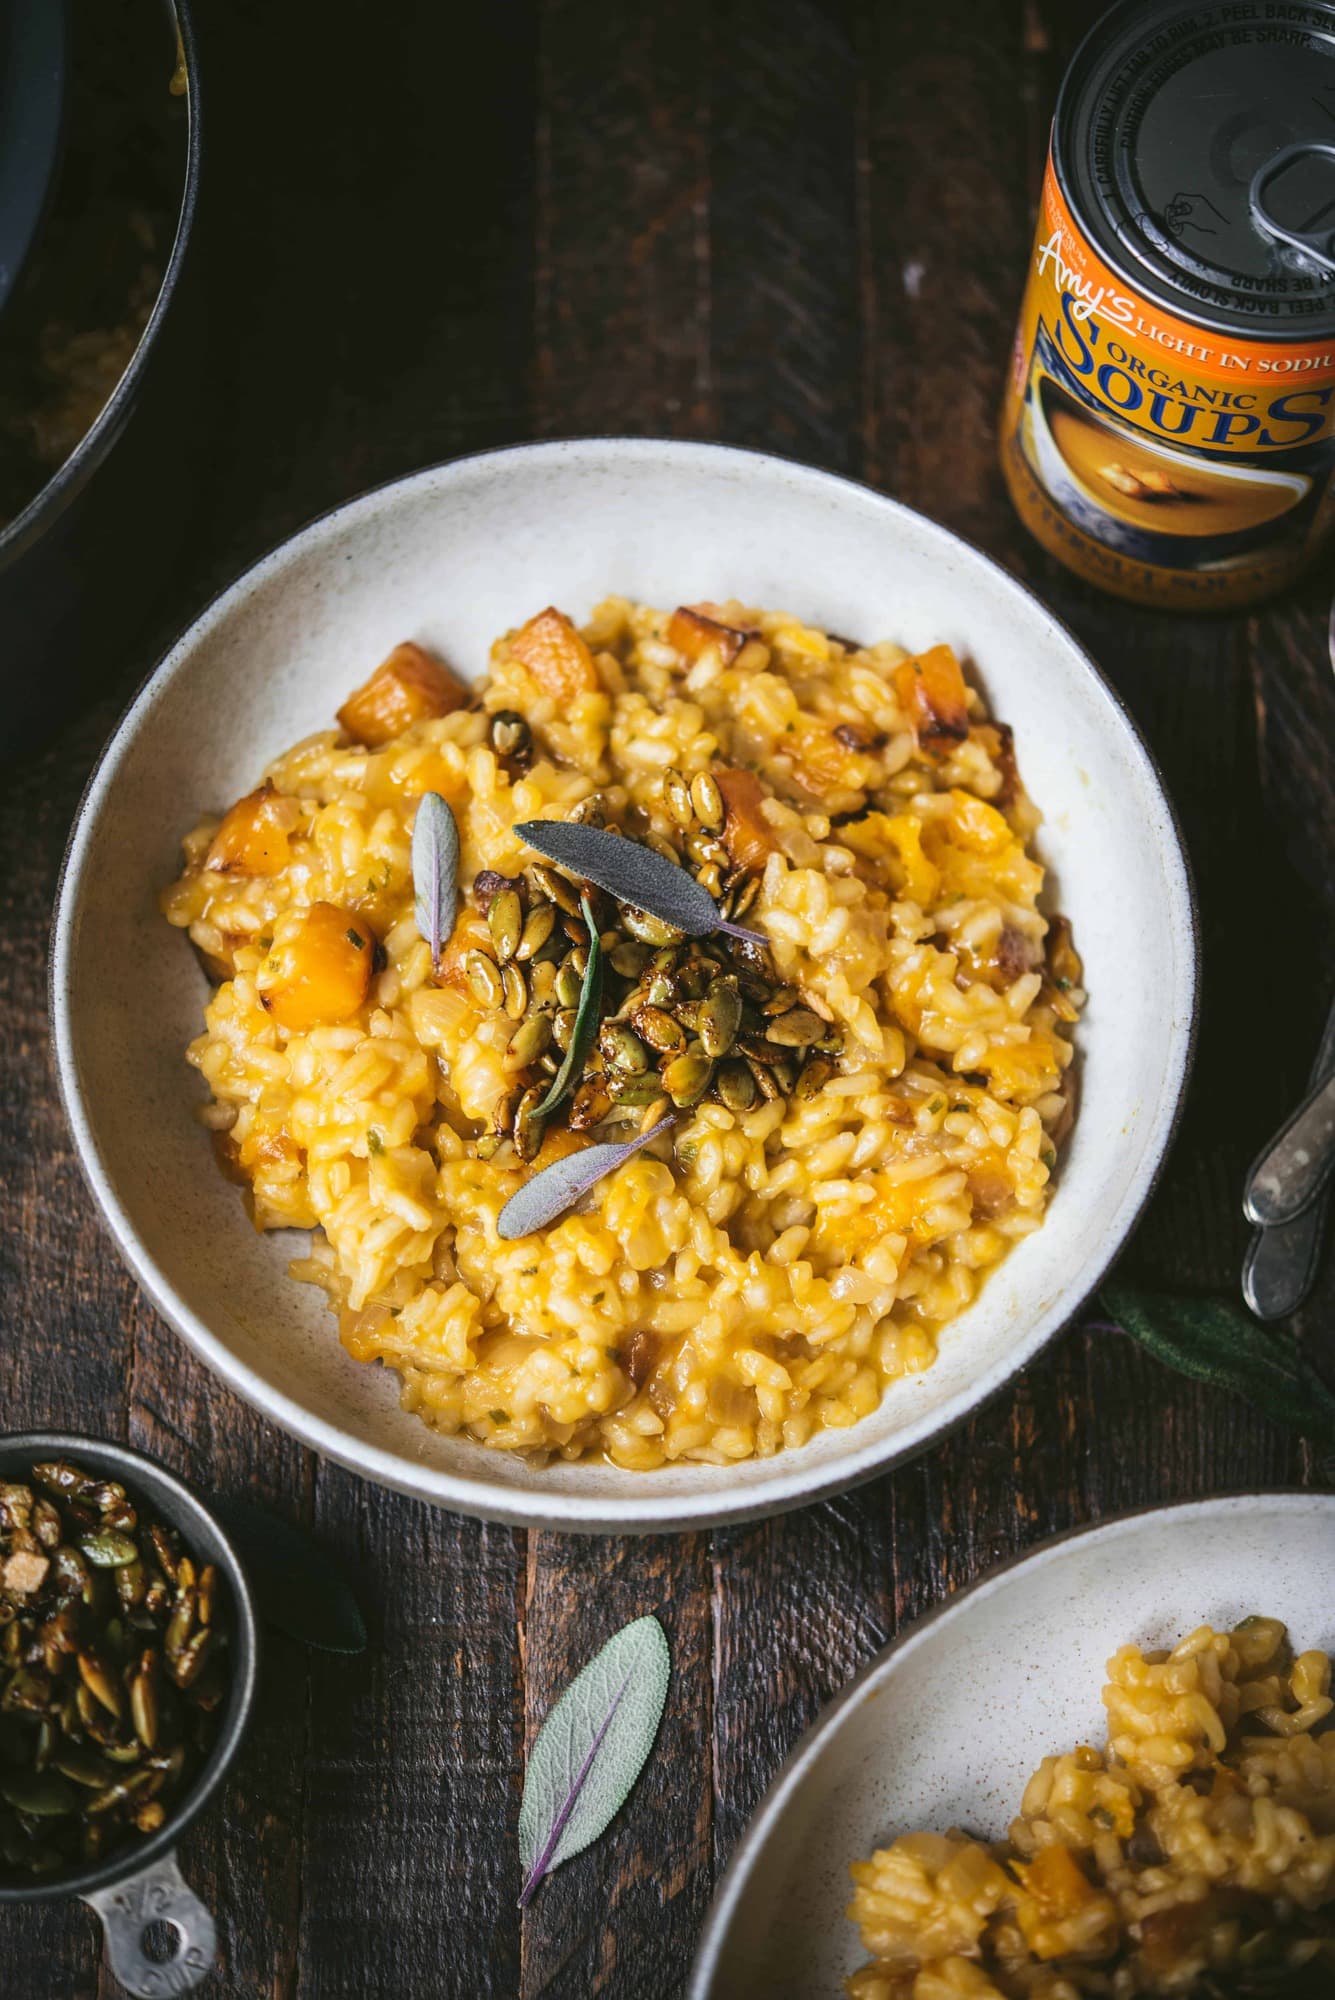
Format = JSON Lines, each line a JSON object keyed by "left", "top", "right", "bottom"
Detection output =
{"left": 846, "top": 1617, "right": 1335, "bottom": 1997}
{"left": 160, "top": 596, "right": 1082, "bottom": 1468}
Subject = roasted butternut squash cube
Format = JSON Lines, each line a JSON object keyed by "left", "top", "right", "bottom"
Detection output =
{"left": 893, "top": 643, "right": 970, "bottom": 749}
{"left": 257, "top": 903, "right": 375, "bottom": 1031}
{"left": 509, "top": 607, "right": 599, "bottom": 700}
{"left": 205, "top": 783, "right": 298, "bottom": 876}
{"left": 667, "top": 604, "right": 756, "bottom": 667}
{"left": 717, "top": 766, "right": 776, "bottom": 873}
{"left": 336, "top": 641, "right": 470, "bottom": 747}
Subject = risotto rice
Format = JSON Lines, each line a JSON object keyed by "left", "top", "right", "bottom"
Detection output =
{"left": 846, "top": 1617, "right": 1335, "bottom": 1997}
{"left": 160, "top": 596, "right": 1082, "bottom": 1468}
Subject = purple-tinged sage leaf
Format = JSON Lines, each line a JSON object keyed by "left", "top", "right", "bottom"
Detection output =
{"left": 518, "top": 1614, "right": 670, "bottom": 1906}
{"left": 514, "top": 819, "right": 766, "bottom": 946}
{"left": 412, "top": 792, "right": 459, "bottom": 972}
{"left": 534, "top": 894, "right": 603, "bottom": 1119}
{"left": 496, "top": 1117, "right": 676, "bottom": 1241}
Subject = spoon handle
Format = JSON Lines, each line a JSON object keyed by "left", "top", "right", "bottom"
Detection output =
{"left": 1241, "top": 991, "right": 1335, "bottom": 1318}
{"left": 1244, "top": 1066, "right": 1335, "bottom": 1227}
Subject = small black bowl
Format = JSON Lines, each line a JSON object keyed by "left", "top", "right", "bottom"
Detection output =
{"left": 0, "top": 1433, "right": 258, "bottom": 1997}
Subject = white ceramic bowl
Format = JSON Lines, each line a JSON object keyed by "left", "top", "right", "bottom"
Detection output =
{"left": 51, "top": 439, "right": 1196, "bottom": 1532}
{"left": 690, "top": 1491, "right": 1335, "bottom": 1997}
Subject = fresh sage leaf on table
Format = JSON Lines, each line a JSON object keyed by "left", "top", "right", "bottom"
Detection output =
{"left": 497, "top": 1116, "right": 675, "bottom": 1241}
{"left": 1097, "top": 1285, "right": 1335, "bottom": 1447}
{"left": 412, "top": 791, "right": 459, "bottom": 971}
{"left": 534, "top": 893, "right": 603, "bottom": 1119}
{"left": 515, "top": 818, "right": 766, "bottom": 946}
{"left": 518, "top": 1613, "right": 671, "bottom": 1907}
{"left": 210, "top": 1497, "right": 368, "bottom": 1654}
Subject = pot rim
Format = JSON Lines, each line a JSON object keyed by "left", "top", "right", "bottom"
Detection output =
{"left": 0, "top": 0, "right": 201, "bottom": 572}
{"left": 0, "top": 1430, "right": 259, "bottom": 1904}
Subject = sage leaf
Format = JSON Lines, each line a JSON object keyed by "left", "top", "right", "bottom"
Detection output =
{"left": 209, "top": 1497, "right": 368, "bottom": 1655}
{"left": 535, "top": 894, "right": 603, "bottom": 1119}
{"left": 497, "top": 1117, "right": 676, "bottom": 1241}
{"left": 412, "top": 791, "right": 459, "bottom": 971}
{"left": 1097, "top": 1285, "right": 1335, "bottom": 1447}
{"left": 515, "top": 819, "right": 766, "bottom": 946}
{"left": 518, "top": 1613, "right": 670, "bottom": 1907}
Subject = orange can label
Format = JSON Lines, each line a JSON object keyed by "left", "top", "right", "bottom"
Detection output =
{"left": 1001, "top": 154, "right": 1335, "bottom": 607}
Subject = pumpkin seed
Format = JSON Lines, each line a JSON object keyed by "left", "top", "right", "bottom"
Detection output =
{"left": 748, "top": 1056, "right": 782, "bottom": 1100}
{"left": 728, "top": 874, "right": 761, "bottom": 920}
{"left": 489, "top": 709, "right": 531, "bottom": 760}
{"left": 531, "top": 863, "right": 582, "bottom": 917}
{"left": 488, "top": 888, "right": 524, "bottom": 963}
{"left": 515, "top": 902, "right": 556, "bottom": 961}
{"left": 639, "top": 1094, "right": 672, "bottom": 1133}
{"left": 620, "top": 904, "right": 683, "bottom": 947}
{"left": 507, "top": 1013, "right": 553, "bottom": 1067}
{"left": 645, "top": 971, "right": 675, "bottom": 1007}
{"left": 600, "top": 1023, "right": 650, "bottom": 1074}
{"left": 79, "top": 1532, "right": 139, "bottom": 1569}
{"left": 513, "top": 1085, "right": 546, "bottom": 1162}
{"left": 172, "top": 1630, "right": 215, "bottom": 1690}
{"left": 555, "top": 959, "right": 584, "bottom": 1010}
{"left": 0, "top": 1774, "right": 77, "bottom": 1817}
{"left": 695, "top": 863, "right": 723, "bottom": 898}
{"left": 552, "top": 1007, "right": 577, "bottom": 1053}
{"left": 664, "top": 768, "right": 695, "bottom": 829}
{"left": 53, "top": 1747, "right": 115, "bottom": 1788}
{"left": 464, "top": 948, "right": 504, "bottom": 1008}
{"left": 475, "top": 1134, "right": 503, "bottom": 1160}
{"left": 78, "top": 1651, "right": 122, "bottom": 1719}
{"left": 130, "top": 1670, "right": 159, "bottom": 1750}
{"left": 761, "top": 986, "right": 799, "bottom": 1016}
{"left": 794, "top": 1054, "right": 836, "bottom": 1100}
{"left": 763, "top": 1007, "right": 826, "bottom": 1048}
{"left": 500, "top": 961, "right": 528, "bottom": 1019}
{"left": 607, "top": 1073, "right": 666, "bottom": 1107}
{"left": 661, "top": 1050, "right": 714, "bottom": 1107}
{"left": 690, "top": 770, "right": 724, "bottom": 831}
{"left": 609, "top": 941, "right": 651, "bottom": 979}
{"left": 568, "top": 1080, "right": 612, "bottom": 1129}
{"left": 632, "top": 1005, "right": 686, "bottom": 1056}
{"left": 568, "top": 793, "right": 608, "bottom": 827}
{"left": 699, "top": 979, "right": 742, "bottom": 1057}
{"left": 714, "top": 1060, "right": 757, "bottom": 1112}
{"left": 644, "top": 831, "right": 682, "bottom": 865}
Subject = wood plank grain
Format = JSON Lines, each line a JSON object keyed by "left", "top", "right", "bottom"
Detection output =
{"left": 520, "top": 1538, "right": 713, "bottom": 1999}
{"left": 534, "top": 0, "right": 713, "bottom": 438}
{"left": 295, "top": 1497, "right": 525, "bottom": 2000}
{"left": 709, "top": 0, "right": 861, "bottom": 471}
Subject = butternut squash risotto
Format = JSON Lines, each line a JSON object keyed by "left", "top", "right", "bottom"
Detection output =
{"left": 846, "top": 1618, "right": 1335, "bottom": 1997}
{"left": 161, "top": 597, "right": 1082, "bottom": 1468}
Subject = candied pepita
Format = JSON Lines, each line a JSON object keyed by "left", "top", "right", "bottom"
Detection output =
{"left": 515, "top": 903, "right": 557, "bottom": 961}
{"left": 632, "top": 1006, "right": 686, "bottom": 1056}
{"left": 487, "top": 888, "right": 523, "bottom": 963}
{"left": 500, "top": 961, "right": 528, "bottom": 1019}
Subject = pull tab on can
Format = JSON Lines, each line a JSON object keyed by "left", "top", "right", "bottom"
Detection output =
{"left": 1250, "top": 143, "right": 1335, "bottom": 276}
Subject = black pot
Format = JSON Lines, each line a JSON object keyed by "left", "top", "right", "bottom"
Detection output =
{"left": 0, "top": 0, "right": 203, "bottom": 753}
{"left": 0, "top": 1432, "right": 258, "bottom": 1997}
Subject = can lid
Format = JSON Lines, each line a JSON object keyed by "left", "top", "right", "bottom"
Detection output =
{"left": 1056, "top": 0, "right": 1335, "bottom": 340}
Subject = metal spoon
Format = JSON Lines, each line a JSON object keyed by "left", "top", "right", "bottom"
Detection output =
{"left": 1240, "top": 590, "right": 1335, "bottom": 1317}
{"left": 1244, "top": 1067, "right": 1335, "bottom": 1226}
{"left": 1243, "top": 995, "right": 1335, "bottom": 1318}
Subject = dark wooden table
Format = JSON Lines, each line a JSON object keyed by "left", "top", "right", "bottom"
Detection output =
{"left": 3, "top": 3, "right": 1332, "bottom": 1994}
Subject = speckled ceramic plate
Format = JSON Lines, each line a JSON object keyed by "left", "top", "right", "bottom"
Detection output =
{"left": 689, "top": 1491, "right": 1335, "bottom": 1997}
{"left": 50, "top": 439, "right": 1197, "bottom": 1531}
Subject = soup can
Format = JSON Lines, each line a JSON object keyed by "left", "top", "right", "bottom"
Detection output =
{"left": 1001, "top": 0, "right": 1335, "bottom": 609}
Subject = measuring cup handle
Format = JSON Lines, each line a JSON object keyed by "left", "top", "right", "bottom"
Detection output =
{"left": 84, "top": 1851, "right": 217, "bottom": 1996}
